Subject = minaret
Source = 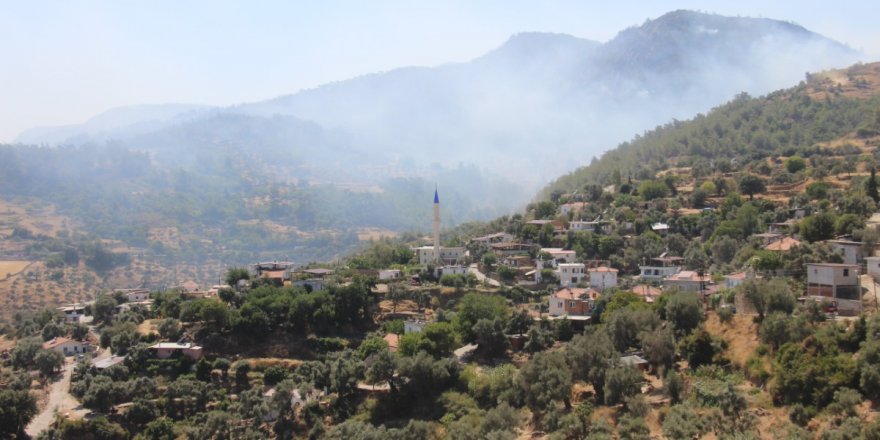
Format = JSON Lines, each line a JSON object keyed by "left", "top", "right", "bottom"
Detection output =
{"left": 433, "top": 187, "right": 441, "bottom": 263}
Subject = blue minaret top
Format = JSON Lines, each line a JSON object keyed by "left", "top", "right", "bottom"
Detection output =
{"left": 434, "top": 188, "right": 439, "bottom": 204}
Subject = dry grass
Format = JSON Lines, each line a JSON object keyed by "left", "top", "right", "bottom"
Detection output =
{"left": 245, "top": 358, "right": 303, "bottom": 370}
{"left": 704, "top": 312, "right": 761, "bottom": 370}
{"left": 0, "top": 261, "right": 33, "bottom": 280}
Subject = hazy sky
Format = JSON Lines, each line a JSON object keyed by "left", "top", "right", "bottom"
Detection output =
{"left": 2, "top": 0, "right": 878, "bottom": 142}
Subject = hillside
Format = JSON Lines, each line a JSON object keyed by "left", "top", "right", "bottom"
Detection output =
{"left": 541, "top": 61, "right": 880, "bottom": 201}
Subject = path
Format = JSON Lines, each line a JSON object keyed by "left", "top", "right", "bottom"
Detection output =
{"left": 26, "top": 359, "right": 88, "bottom": 437}
{"left": 469, "top": 264, "right": 500, "bottom": 287}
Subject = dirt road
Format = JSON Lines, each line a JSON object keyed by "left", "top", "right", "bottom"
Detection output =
{"left": 26, "top": 359, "right": 87, "bottom": 437}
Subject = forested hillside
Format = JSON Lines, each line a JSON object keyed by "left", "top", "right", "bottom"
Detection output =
{"left": 542, "top": 62, "right": 880, "bottom": 199}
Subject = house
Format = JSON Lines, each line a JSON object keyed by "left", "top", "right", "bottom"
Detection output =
{"left": 825, "top": 240, "right": 865, "bottom": 265}
{"left": 768, "top": 220, "right": 797, "bottom": 234}
{"left": 379, "top": 269, "right": 402, "bottom": 281}
{"left": 413, "top": 246, "right": 466, "bottom": 265}
{"left": 725, "top": 272, "right": 753, "bottom": 289}
{"left": 866, "top": 256, "right": 880, "bottom": 279}
{"left": 631, "top": 284, "right": 662, "bottom": 303}
{"left": 180, "top": 281, "right": 200, "bottom": 293}
{"left": 92, "top": 355, "right": 126, "bottom": 370}
{"left": 764, "top": 236, "right": 801, "bottom": 252}
{"left": 569, "top": 221, "right": 613, "bottom": 234}
{"left": 251, "top": 261, "right": 297, "bottom": 278}
{"left": 549, "top": 287, "right": 599, "bottom": 316}
{"left": 404, "top": 319, "right": 430, "bottom": 334}
{"left": 43, "top": 337, "right": 87, "bottom": 356}
{"left": 651, "top": 223, "right": 670, "bottom": 235}
{"left": 639, "top": 255, "right": 683, "bottom": 281}
{"left": 293, "top": 278, "right": 326, "bottom": 292}
{"left": 557, "top": 263, "right": 586, "bottom": 287}
{"left": 541, "top": 248, "right": 577, "bottom": 265}
{"left": 560, "top": 202, "right": 587, "bottom": 216}
{"left": 383, "top": 334, "right": 400, "bottom": 352}
{"left": 149, "top": 342, "right": 204, "bottom": 360}
{"left": 805, "top": 263, "right": 861, "bottom": 314}
{"left": 57, "top": 304, "right": 86, "bottom": 322}
{"left": 501, "top": 255, "right": 532, "bottom": 268}
{"left": 490, "top": 242, "right": 533, "bottom": 257}
{"left": 434, "top": 265, "right": 468, "bottom": 278}
{"left": 470, "top": 232, "right": 513, "bottom": 245}
{"left": 261, "top": 269, "right": 288, "bottom": 285}
{"left": 664, "top": 271, "right": 712, "bottom": 293}
{"left": 753, "top": 233, "right": 783, "bottom": 246}
{"left": 588, "top": 266, "right": 618, "bottom": 290}
{"left": 123, "top": 289, "right": 150, "bottom": 303}
{"left": 620, "top": 354, "right": 649, "bottom": 371}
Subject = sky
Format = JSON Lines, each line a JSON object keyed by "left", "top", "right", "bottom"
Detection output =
{"left": 1, "top": 0, "right": 878, "bottom": 142}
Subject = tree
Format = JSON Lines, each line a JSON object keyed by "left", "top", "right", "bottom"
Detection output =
{"left": 867, "top": 167, "right": 879, "bottom": 202}
{"left": 604, "top": 366, "right": 643, "bottom": 405}
{"left": 519, "top": 351, "right": 572, "bottom": 412}
{"left": 566, "top": 330, "right": 617, "bottom": 403}
{"left": 681, "top": 327, "right": 720, "bottom": 368}
{"left": 34, "top": 348, "right": 64, "bottom": 377}
{"left": 0, "top": 389, "right": 37, "bottom": 437}
{"left": 738, "top": 175, "right": 766, "bottom": 200}
{"left": 637, "top": 180, "right": 669, "bottom": 201}
{"left": 365, "top": 348, "right": 397, "bottom": 390}
{"left": 158, "top": 318, "right": 182, "bottom": 340}
{"left": 800, "top": 212, "right": 837, "bottom": 242}
{"left": 640, "top": 326, "right": 676, "bottom": 373}
{"left": 506, "top": 309, "right": 532, "bottom": 336}
{"left": 224, "top": 267, "right": 251, "bottom": 288}
{"left": 664, "top": 371, "right": 685, "bottom": 404}
{"left": 93, "top": 294, "right": 118, "bottom": 323}
{"left": 662, "top": 404, "right": 707, "bottom": 440}
{"left": 742, "top": 278, "right": 796, "bottom": 321}
{"left": 473, "top": 318, "right": 509, "bottom": 359}
{"left": 785, "top": 156, "right": 806, "bottom": 173}
{"left": 454, "top": 293, "right": 509, "bottom": 342}
{"left": 664, "top": 292, "right": 704, "bottom": 335}
{"left": 234, "top": 361, "right": 251, "bottom": 389}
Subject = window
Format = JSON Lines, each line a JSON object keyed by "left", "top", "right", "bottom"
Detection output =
{"left": 844, "top": 269, "right": 849, "bottom": 277}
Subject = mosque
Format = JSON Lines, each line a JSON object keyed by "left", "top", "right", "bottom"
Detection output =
{"left": 412, "top": 188, "right": 466, "bottom": 266}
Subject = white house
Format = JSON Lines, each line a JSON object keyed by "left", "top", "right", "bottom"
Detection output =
{"left": 541, "top": 248, "right": 577, "bottom": 265}
{"left": 639, "top": 255, "right": 683, "bottom": 281}
{"left": 825, "top": 240, "right": 865, "bottom": 265}
{"left": 57, "top": 304, "right": 86, "bottom": 322}
{"left": 379, "top": 269, "right": 402, "bottom": 281}
{"left": 866, "top": 256, "right": 880, "bottom": 279}
{"left": 434, "top": 265, "right": 469, "bottom": 278}
{"left": 651, "top": 223, "right": 670, "bottom": 235}
{"left": 806, "top": 263, "right": 861, "bottom": 314}
{"left": 470, "top": 232, "right": 513, "bottom": 245}
{"left": 413, "top": 246, "right": 466, "bottom": 265}
{"left": 588, "top": 266, "right": 618, "bottom": 290}
{"left": 124, "top": 289, "right": 150, "bottom": 303}
{"left": 150, "top": 342, "right": 204, "bottom": 360}
{"left": 43, "top": 337, "right": 88, "bottom": 356}
{"left": 663, "top": 271, "right": 712, "bottom": 293}
{"left": 557, "top": 263, "right": 586, "bottom": 287}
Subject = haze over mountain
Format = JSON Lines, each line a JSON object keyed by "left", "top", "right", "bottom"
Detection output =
{"left": 14, "top": 10, "right": 863, "bottom": 227}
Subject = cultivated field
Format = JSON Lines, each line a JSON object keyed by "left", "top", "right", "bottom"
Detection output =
{"left": 0, "top": 261, "right": 33, "bottom": 280}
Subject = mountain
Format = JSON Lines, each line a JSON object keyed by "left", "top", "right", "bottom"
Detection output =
{"left": 16, "top": 103, "right": 214, "bottom": 145}
{"left": 5, "top": 10, "right": 867, "bottom": 271}
{"left": 16, "top": 12, "right": 861, "bottom": 189}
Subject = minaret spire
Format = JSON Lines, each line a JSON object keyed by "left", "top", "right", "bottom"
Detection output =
{"left": 433, "top": 186, "right": 441, "bottom": 263}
